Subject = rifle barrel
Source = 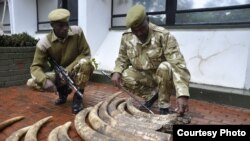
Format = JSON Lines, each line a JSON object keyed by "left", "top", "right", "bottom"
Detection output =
{"left": 49, "top": 57, "right": 83, "bottom": 98}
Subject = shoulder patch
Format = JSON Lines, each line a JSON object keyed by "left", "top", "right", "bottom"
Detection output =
{"left": 36, "top": 36, "right": 51, "bottom": 52}
{"left": 123, "top": 28, "right": 132, "bottom": 35}
{"left": 70, "top": 26, "right": 82, "bottom": 36}
{"left": 151, "top": 24, "right": 169, "bottom": 34}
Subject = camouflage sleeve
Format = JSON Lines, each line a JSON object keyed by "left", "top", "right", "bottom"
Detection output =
{"left": 65, "top": 31, "right": 91, "bottom": 72}
{"left": 113, "top": 35, "right": 131, "bottom": 73}
{"left": 163, "top": 34, "right": 190, "bottom": 98}
{"left": 30, "top": 47, "right": 48, "bottom": 85}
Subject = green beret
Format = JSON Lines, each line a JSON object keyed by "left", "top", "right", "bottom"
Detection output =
{"left": 126, "top": 4, "right": 146, "bottom": 28}
{"left": 48, "top": 8, "right": 70, "bottom": 22}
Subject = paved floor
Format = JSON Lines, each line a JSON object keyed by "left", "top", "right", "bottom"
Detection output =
{"left": 0, "top": 82, "right": 250, "bottom": 141}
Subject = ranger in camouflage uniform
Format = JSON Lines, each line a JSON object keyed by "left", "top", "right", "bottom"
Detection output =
{"left": 26, "top": 9, "right": 94, "bottom": 114}
{"left": 111, "top": 4, "right": 190, "bottom": 115}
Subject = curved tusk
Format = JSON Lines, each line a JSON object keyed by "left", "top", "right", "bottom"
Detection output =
{"left": 98, "top": 92, "right": 122, "bottom": 123}
{"left": 74, "top": 107, "right": 116, "bottom": 141}
{"left": 98, "top": 95, "right": 170, "bottom": 141}
{"left": 107, "top": 97, "right": 126, "bottom": 117}
{"left": 48, "top": 125, "right": 61, "bottom": 141}
{"left": 126, "top": 98, "right": 178, "bottom": 122}
{"left": 115, "top": 101, "right": 163, "bottom": 128}
{"left": 126, "top": 98, "right": 191, "bottom": 133}
{"left": 57, "top": 121, "right": 73, "bottom": 141}
{"left": 88, "top": 102, "right": 146, "bottom": 141}
{"left": 109, "top": 99, "right": 163, "bottom": 131}
{"left": 24, "top": 116, "right": 53, "bottom": 141}
{"left": 0, "top": 116, "right": 25, "bottom": 131}
{"left": 5, "top": 126, "right": 31, "bottom": 141}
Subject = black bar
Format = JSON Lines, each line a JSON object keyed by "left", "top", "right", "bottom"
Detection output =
{"left": 111, "top": 0, "right": 114, "bottom": 28}
{"left": 166, "top": 0, "right": 177, "bottom": 25}
{"left": 173, "top": 125, "right": 250, "bottom": 141}
{"left": 36, "top": 0, "right": 39, "bottom": 32}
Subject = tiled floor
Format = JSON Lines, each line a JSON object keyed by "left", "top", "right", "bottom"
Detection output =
{"left": 0, "top": 82, "right": 250, "bottom": 141}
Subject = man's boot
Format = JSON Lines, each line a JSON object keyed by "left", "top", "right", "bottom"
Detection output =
{"left": 139, "top": 93, "right": 158, "bottom": 110}
{"left": 159, "top": 108, "right": 169, "bottom": 115}
{"left": 144, "top": 93, "right": 158, "bottom": 108}
{"left": 54, "top": 85, "right": 71, "bottom": 105}
{"left": 72, "top": 89, "right": 84, "bottom": 114}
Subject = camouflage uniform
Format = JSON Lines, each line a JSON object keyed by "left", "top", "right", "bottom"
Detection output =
{"left": 114, "top": 23, "right": 190, "bottom": 108}
{"left": 27, "top": 26, "right": 94, "bottom": 91}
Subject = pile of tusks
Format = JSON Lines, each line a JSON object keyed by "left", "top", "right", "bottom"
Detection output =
{"left": 0, "top": 116, "right": 72, "bottom": 141}
{"left": 75, "top": 91, "right": 191, "bottom": 141}
{"left": 0, "top": 91, "right": 191, "bottom": 141}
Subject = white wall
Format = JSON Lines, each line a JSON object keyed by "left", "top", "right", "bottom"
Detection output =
{"left": 174, "top": 29, "right": 250, "bottom": 89}
{"left": 94, "top": 30, "right": 123, "bottom": 72}
{"left": 78, "top": 0, "right": 111, "bottom": 56}
{"left": 244, "top": 47, "right": 250, "bottom": 89}
{"left": 8, "top": 0, "right": 36, "bottom": 35}
{"left": 94, "top": 28, "right": 250, "bottom": 90}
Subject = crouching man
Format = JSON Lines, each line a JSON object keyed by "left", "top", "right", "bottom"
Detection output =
{"left": 27, "top": 8, "right": 94, "bottom": 114}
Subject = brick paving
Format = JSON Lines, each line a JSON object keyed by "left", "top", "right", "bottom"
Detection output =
{"left": 0, "top": 82, "right": 250, "bottom": 141}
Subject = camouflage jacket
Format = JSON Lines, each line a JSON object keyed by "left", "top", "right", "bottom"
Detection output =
{"left": 113, "top": 23, "right": 190, "bottom": 97}
{"left": 30, "top": 26, "right": 91, "bottom": 85}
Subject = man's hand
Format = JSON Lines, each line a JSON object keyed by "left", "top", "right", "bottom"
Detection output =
{"left": 176, "top": 96, "right": 189, "bottom": 116}
{"left": 111, "top": 72, "right": 122, "bottom": 88}
{"left": 43, "top": 79, "right": 56, "bottom": 92}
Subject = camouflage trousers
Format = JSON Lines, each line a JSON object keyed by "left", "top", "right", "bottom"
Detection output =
{"left": 27, "top": 58, "right": 94, "bottom": 91}
{"left": 122, "top": 61, "right": 174, "bottom": 108}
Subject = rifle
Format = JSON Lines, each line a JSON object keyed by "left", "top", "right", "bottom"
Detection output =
{"left": 101, "top": 71, "right": 155, "bottom": 114}
{"left": 48, "top": 57, "right": 83, "bottom": 98}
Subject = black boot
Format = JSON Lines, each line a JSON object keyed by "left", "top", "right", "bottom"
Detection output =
{"left": 72, "top": 89, "right": 84, "bottom": 114}
{"left": 144, "top": 93, "right": 158, "bottom": 108}
{"left": 160, "top": 108, "right": 169, "bottom": 115}
{"left": 139, "top": 93, "right": 158, "bottom": 110}
{"left": 54, "top": 85, "right": 71, "bottom": 105}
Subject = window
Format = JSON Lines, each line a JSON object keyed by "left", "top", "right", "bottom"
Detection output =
{"left": 36, "top": 0, "right": 78, "bottom": 32}
{"left": 112, "top": 0, "right": 166, "bottom": 27}
{"left": 111, "top": 0, "right": 250, "bottom": 28}
{"left": 0, "top": 0, "right": 10, "bottom": 33}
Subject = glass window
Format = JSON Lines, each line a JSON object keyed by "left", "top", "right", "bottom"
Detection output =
{"left": 63, "top": 0, "right": 78, "bottom": 25}
{"left": 113, "top": 0, "right": 165, "bottom": 15}
{"left": 37, "top": 0, "right": 58, "bottom": 31}
{"left": 111, "top": 0, "right": 250, "bottom": 28}
{"left": 177, "top": 0, "right": 250, "bottom": 10}
{"left": 112, "top": 17, "right": 126, "bottom": 27}
{"left": 148, "top": 14, "right": 166, "bottom": 25}
{"left": 176, "top": 8, "right": 250, "bottom": 25}
{"left": 37, "top": 0, "right": 78, "bottom": 31}
{"left": 132, "top": 0, "right": 166, "bottom": 12}
{"left": 0, "top": 1, "right": 10, "bottom": 32}
{"left": 112, "top": 0, "right": 166, "bottom": 27}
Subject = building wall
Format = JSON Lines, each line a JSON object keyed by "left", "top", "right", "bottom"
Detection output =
{"left": 78, "top": 0, "right": 111, "bottom": 55}
{"left": 173, "top": 28, "right": 250, "bottom": 89}
{"left": 93, "top": 29, "right": 250, "bottom": 90}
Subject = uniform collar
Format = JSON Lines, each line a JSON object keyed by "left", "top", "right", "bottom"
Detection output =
{"left": 51, "top": 27, "right": 74, "bottom": 43}
{"left": 135, "top": 22, "right": 153, "bottom": 47}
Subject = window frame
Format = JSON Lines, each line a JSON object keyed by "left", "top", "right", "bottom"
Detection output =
{"left": 36, "top": 0, "right": 78, "bottom": 32}
{"left": 111, "top": 0, "right": 250, "bottom": 29}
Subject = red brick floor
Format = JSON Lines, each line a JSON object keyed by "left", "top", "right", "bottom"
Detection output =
{"left": 0, "top": 82, "right": 250, "bottom": 141}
